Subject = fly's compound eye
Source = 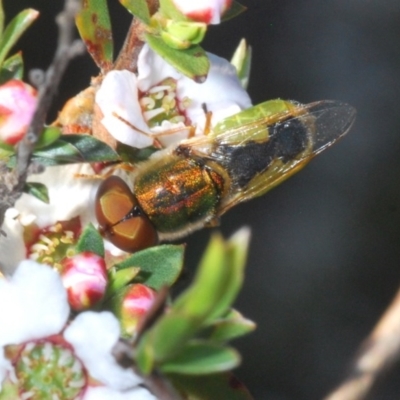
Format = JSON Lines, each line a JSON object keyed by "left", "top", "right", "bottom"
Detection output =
{"left": 95, "top": 176, "right": 158, "bottom": 252}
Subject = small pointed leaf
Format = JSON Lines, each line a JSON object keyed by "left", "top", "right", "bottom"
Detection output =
{"left": 0, "top": 9, "right": 38, "bottom": 66}
{"left": 34, "top": 126, "right": 61, "bottom": 149}
{"left": 222, "top": 1, "right": 247, "bottom": 22}
{"left": 61, "top": 134, "right": 119, "bottom": 162}
{"left": 230, "top": 39, "right": 251, "bottom": 89}
{"left": 76, "top": 223, "right": 105, "bottom": 257}
{"left": 161, "top": 341, "right": 240, "bottom": 375}
{"left": 0, "top": 0, "right": 4, "bottom": 34}
{"left": 119, "top": 0, "right": 151, "bottom": 25}
{"left": 173, "top": 228, "right": 250, "bottom": 323}
{"left": 106, "top": 266, "right": 141, "bottom": 299}
{"left": 75, "top": 0, "right": 113, "bottom": 71}
{"left": 145, "top": 33, "right": 209, "bottom": 82}
{"left": 24, "top": 182, "right": 49, "bottom": 203}
{"left": 32, "top": 140, "right": 84, "bottom": 165}
{"left": 209, "top": 309, "right": 256, "bottom": 343}
{"left": 115, "top": 244, "right": 185, "bottom": 290}
{"left": 0, "top": 52, "right": 23, "bottom": 83}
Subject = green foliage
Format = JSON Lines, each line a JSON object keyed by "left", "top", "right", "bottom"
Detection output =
{"left": 106, "top": 266, "right": 141, "bottom": 300}
{"left": 114, "top": 244, "right": 185, "bottom": 290}
{"left": 34, "top": 127, "right": 62, "bottom": 149}
{"left": 23, "top": 182, "right": 49, "bottom": 204}
{"left": 222, "top": 1, "right": 247, "bottom": 22}
{"left": 161, "top": 341, "right": 240, "bottom": 374}
{"left": 120, "top": 0, "right": 151, "bottom": 25}
{"left": 0, "top": 52, "right": 23, "bottom": 84}
{"left": 134, "top": 229, "right": 253, "bottom": 376}
{"left": 75, "top": 223, "right": 105, "bottom": 258}
{"left": 31, "top": 134, "right": 119, "bottom": 166}
{"left": 75, "top": 0, "right": 113, "bottom": 71}
{"left": 231, "top": 39, "right": 252, "bottom": 89}
{"left": 208, "top": 309, "right": 256, "bottom": 343}
{"left": 145, "top": 33, "right": 209, "bottom": 82}
{"left": 0, "top": 8, "right": 38, "bottom": 67}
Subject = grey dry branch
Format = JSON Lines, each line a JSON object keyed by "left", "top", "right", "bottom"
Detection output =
{"left": 0, "top": 0, "right": 85, "bottom": 230}
{"left": 324, "top": 287, "right": 400, "bottom": 400}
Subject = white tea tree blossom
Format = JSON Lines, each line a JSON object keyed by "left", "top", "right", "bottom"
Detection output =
{"left": 0, "top": 261, "right": 157, "bottom": 400}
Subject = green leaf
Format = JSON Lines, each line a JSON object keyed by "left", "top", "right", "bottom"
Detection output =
{"left": 136, "top": 313, "right": 197, "bottom": 371}
{"left": 76, "top": 223, "right": 105, "bottom": 257}
{"left": 0, "top": 52, "right": 23, "bottom": 83}
{"left": 167, "top": 373, "right": 254, "bottom": 400}
{"left": 117, "top": 142, "right": 159, "bottom": 163}
{"left": 159, "top": 0, "right": 188, "bottom": 21}
{"left": 0, "top": 8, "right": 38, "bottom": 66}
{"left": 23, "top": 182, "right": 49, "bottom": 203}
{"left": 209, "top": 309, "right": 256, "bottom": 343}
{"left": 0, "top": 0, "right": 4, "bottom": 35}
{"left": 115, "top": 244, "right": 185, "bottom": 290}
{"left": 173, "top": 228, "right": 250, "bottom": 323}
{"left": 161, "top": 341, "right": 240, "bottom": 374}
{"left": 62, "top": 135, "right": 119, "bottom": 162}
{"left": 34, "top": 126, "right": 61, "bottom": 149}
{"left": 0, "top": 140, "right": 14, "bottom": 153}
{"left": 75, "top": 0, "right": 113, "bottom": 71}
{"left": 106, "top": 266, "right": 140, "bottom": 299}
{"left": 222, "top": 1, "right": 247, "bottom": 22}
{"left": 32, "top": 140, "right": 84, "bottom": 165}
{"left": 230, "top": 39, "right": 251, "bottom": 89}
{"left": 120, "top": 0, "right": 151, "bottom": 25}
{"left": 145, "top": 33, "right": 209, "bottom": 82}
{"left": 32, "top": 135, "right": 119, "bottom": 166}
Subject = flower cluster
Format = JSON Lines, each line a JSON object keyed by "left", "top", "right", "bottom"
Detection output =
{"left": 0, "top": 0, "right": 254, "bottom": 399}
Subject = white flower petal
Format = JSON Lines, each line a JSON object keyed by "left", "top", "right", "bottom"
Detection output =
{"left": 64, "top": 311, "right": 142, "bottom": 390}
{"left": 15, "top": 164, "right": 99, "bottom": 228}
{"left": 96, "top": 71, "right": 153, "bottom": 148}
{"left": 96, "top": 44, "right": 251, "bottom": 149}
{"left": 84, "top": 386, "right": 157, "bottom": 400}
{"left": 178, "top": 52, "right": 252, "bottom": 125}
{"left": 0, "top": 210, "right": 26, "bottom": 275}
{"left": 137, "top": 45, "right": 181, "bottom": 92}
{"left": 0, "top": 260, "right": 69, "bottom": 346}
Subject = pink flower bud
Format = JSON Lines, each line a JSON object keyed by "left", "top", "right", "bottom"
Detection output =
{"left": 119, "top": 284, "right": 157, "bottom": 336}
{"left": 0, "top": 80, "right": 37, "bottom": 145}
{"left": 172, "top": 0, "right": 232, "bottom": 24}
{"left": 61, "top": 252, "right": 108, "bottom": 311}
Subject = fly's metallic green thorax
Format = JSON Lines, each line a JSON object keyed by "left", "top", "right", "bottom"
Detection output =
{"left": 133, "top": 156, "right": 226, "bottom": 233}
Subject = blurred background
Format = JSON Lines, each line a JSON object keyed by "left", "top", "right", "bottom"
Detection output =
{"left": 7, "top": 1, "right": 400, "bottom": 399}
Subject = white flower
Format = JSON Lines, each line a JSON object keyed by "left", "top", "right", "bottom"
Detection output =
{"left": 0, "top": 261, "right": 157, "bottom": 400}
{"left": 65, "top": 311, "right": 142, "bottom": 391}
{"left": 0, "top": 164, "right": 100, "bottom": 274}
{"left": 95, "top": 43, "right": 252, "bottom": 149}
{"left": 0, "top": 260, "right": 69, "bottom": 385}
{"left": 172, "top": 0, "right": 232, "bottom": 24}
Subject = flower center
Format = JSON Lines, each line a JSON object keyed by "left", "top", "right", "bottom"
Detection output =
{"left": 14, "top": 341, "right": 87, "bottom": 400}
{"left": 25, "top": 218, "right": 81, "bottom": 271}
{"left": 139, "top": 78, "right": 190, "bottom": 127}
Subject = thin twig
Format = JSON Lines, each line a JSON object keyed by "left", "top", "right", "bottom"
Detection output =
{"left": 16, "top": 0, "right": 85, "bottom": 184}
{"left": 324, "top": 287, "right": 400, "bottom": 400}
{"left": 113, "top": 0, "right": 159, "bottom": 72}
{"left": 0, "top": 0, "right": 84, "bottom": 231}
